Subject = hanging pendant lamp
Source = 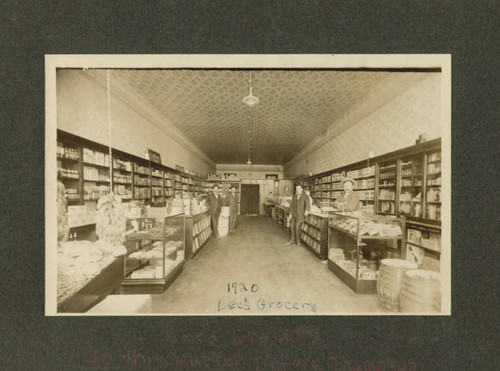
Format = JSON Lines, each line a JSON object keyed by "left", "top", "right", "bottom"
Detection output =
{"left": 242, "top": 71, "right": 259, "bottom": 106}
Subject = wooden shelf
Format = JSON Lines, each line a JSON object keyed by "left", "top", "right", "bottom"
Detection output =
{"left": 83, "top": 162, "right": 110, "bottom": 169}
{"left": 57, "top": 156, "right": 79, "bottom": 162}
{"left": 113, "top": 167, "right": 131, "bottom": 173}
{"left": 83, "top": 179, "right": 110, "bottom": 183}
{"left": 406, "top": 241, "right": 441, "bottom": 254}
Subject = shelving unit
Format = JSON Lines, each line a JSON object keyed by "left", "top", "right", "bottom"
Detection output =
{"left": 112, "top": 150, "right": 133, "bottom": 201}
{"left": 57, "top": 138, "right": 82, "bottom": 204}
{"left": 164, "top": 171, "right": 174, "bottom": 198}
{"left": 57, "top": 131, "right": 206, "bottom": 209}
{"left": 300, "top": 213, "right": 329, "bottom": 260}
{"left": 347, "top": 166, "right": 376, "bottom": 214}
{"left": 82, "top": 145, "right": 111, "bottom": 202}
{"left": 376, "top": 161, "right": 397, "bottom": 215}
{"left": 397, "top": 155, "right": 424, "bottom": 218}
{"left": 133, "top": 159, "right": 151, "bottom": 201}
{"left": 405, "top": 220, "right": 441, "bottom": 273}
{"left": 150, "top": 162, "right": 165, "bottom": 207}
{"left": 307, "top": 166, "right": 375, "bottom": 214}
{"left": 122, "top": 214, "right": 185, "bottom": 294}
{"left": 425, "top": 150, "right": 442, "bottom": 221}
{"left": 184, "top": 210, "right": 212, "bottom": 259}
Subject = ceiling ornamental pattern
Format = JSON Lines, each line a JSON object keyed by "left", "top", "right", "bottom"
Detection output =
{"left": 112, "top": 69, "right": 394, "bottom": 165}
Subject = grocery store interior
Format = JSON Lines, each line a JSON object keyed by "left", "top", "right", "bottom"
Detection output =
{"left": 52, "top": 64, "right": 447, "bottom": 315}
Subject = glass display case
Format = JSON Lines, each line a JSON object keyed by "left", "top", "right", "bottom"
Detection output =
{"left": 328, "top": 212, "right": 405, "bottom": 294}
{"left": 122, "top": 213, "right": 185, "bottom": 294}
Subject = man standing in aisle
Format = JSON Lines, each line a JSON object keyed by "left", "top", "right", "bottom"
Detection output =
{"left": 226, "top": 185, "right": 238, "bottom": 232}
{"left": 207, "top": 184, "right": 222, "bottom": 239}
{"left": 286, "top": 184, "right": 310, "bottom": 246}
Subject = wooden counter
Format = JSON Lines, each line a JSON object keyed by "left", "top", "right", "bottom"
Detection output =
{"left": 58, "top": 255, "right": 124, "bottom": 313}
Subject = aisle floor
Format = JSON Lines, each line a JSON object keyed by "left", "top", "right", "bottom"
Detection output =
{"left": 151, "top": 216, "right": 385, "bottom": 315}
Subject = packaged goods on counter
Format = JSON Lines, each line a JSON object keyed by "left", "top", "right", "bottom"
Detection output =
{"left": 329, "top": 217, "right": 402, "bottom": 237}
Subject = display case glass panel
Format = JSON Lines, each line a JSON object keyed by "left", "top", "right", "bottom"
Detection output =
{"left": 328, "top": 212, "right": 405, "bottom": 294}
{"left": 124, "top": 214, "right": 185, "bottom": 285}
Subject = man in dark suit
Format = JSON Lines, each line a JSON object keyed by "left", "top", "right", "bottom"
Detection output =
{"left": 207, "top": 184, "right": 222, "bottom": 239}
{"left": 226, "top": 185, "right": 238, "bottom": 232}
{"left": 286, "top": 184, "right": 310, "bottom": 246}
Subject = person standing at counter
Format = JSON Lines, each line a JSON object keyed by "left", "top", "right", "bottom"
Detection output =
{"left": 286, "top": 184, "right": 310, "bottom": 246}
{"left": 207, "top": 185, "right": 222, "bottom": 239}
{"left": 332, "top": 178, "right": 361, "bottom": 212}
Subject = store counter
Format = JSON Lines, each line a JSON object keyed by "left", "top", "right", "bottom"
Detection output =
{"left": 264, "top": 203, "right": 275, "bottom": 217}
{"left": 274, "top": 205, "right": 291, "bottom": 230}
{"left": 58, "top": 255, "right": 124, "bottom": 313}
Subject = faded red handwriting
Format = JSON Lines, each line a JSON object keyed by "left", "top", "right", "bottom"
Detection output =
{"left": 85, "top": 350, "right": 417, "bottom": 370}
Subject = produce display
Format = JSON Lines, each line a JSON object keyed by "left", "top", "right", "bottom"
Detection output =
{"left": 57, "top": 181, "right": 69, "bottom": 242}
{"left": 57, "top": 240, "right": 119, "bottom": 305}
{"left": 329, "top": 217, "right": 402, "bottom": 237}
{"left": 95, "top": 193, "right": 127, "bottom": 246}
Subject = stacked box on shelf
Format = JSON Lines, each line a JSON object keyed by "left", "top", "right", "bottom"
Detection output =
{"left": 83, "top": 148, "right": 110, "bottom": 167}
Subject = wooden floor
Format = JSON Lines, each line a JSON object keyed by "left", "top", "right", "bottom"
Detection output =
{"left": 150, "top": 216, "right": 386, "bottom": 315}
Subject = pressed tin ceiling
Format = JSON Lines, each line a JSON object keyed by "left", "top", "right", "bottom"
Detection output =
{"left": 111, "top": 69, "right": 395, "bottom": 165}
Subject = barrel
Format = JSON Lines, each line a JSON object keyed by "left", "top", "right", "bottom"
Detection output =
{"left": 400, "top": 270, "right": 441, "bottom": 313}
{"left": 377, "top": 259, "right": 418, "bottom": 312}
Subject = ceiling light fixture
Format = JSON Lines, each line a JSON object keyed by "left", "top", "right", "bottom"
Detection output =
{"left": 242, "top": 71, "right": 259, "bottom": 107}
{"left": 246, "top": 113, "right": 253, "bottom": 166}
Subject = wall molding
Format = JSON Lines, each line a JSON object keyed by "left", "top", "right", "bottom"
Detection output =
{"left": 217, "top": 164, "right": 284, "bottom": 172}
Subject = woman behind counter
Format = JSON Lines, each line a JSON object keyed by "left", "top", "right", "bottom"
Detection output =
{"left": 332, "top": 178, "right": 361, "bottom": 212}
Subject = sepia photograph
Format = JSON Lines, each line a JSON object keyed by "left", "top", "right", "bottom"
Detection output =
{"left": 46, "top": 54, "right": 451, "bottom": 316}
